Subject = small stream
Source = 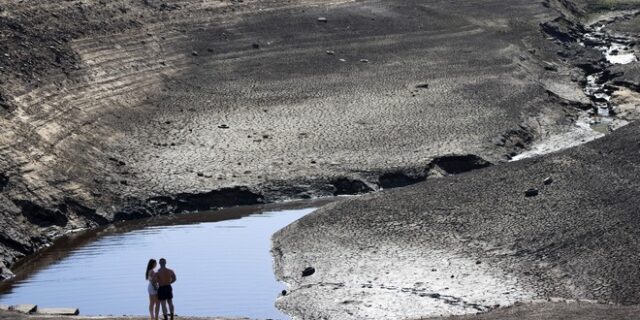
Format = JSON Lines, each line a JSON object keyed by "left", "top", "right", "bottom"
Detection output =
{"left": 0, "top": 201, "right": 327, "bottom": 319}
{"left": 580, "top": 16, "right": 637, "bottom": 127}
{"left": 512, "top": 14, "right": 637, "bottom": 161}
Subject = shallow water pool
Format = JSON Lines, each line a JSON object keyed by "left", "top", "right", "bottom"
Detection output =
{"left": 0, "top": 204, "right": 319, "bottom": 319}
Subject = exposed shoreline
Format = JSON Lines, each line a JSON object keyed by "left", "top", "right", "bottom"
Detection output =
{"left": 0, "top": 0, "right": 572, "bottom": 280}
{"left": 271, "top": 4, "right": 640, "bottom": 319}
{"left": 1, "top": 0, "right": 639, "bottom": 319}
{"left": 4, "top": 301, "right": 640, "bottom": 320}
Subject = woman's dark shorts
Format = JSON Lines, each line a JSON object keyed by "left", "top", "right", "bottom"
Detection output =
{"left": 158, "top": 285, "right": 173, "bottom": 300}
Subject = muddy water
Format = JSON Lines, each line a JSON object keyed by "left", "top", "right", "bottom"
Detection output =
{"left": 0, "top": 201, "right": 328, "bottom": 319}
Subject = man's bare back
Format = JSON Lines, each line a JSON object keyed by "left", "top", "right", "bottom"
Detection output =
{"left": 156, "top": 267, "right": 176, "bottom": 287}
{"left": 155, "top": 258, "right": 176, "bottom": 320}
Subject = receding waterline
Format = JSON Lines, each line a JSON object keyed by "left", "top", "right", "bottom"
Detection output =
{"left": 0, "top": 203, "right": 322, "bottom": 319}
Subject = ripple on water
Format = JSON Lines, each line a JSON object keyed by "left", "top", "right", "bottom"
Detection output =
{"left": 0, "top": 208, "right": 316, "bottom": 319}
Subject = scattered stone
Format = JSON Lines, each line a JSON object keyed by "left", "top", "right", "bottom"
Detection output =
{"left": 108, "top": 157, "right": 126, "bottom": 166}
{"left": 331, "top": 178, "right": 374, "bottom": 196}
{"left": 525, "top": 188, "right": 539, "bottom": 197}
{"left": 543, "top": 62, "right": 558, "bottom": 71}
{"left": 431, "top": 154, "right": 493, "bottom": 174}
{"left": 492, "top": 136, "right": 506, "bottom": 146}
{"left": 593, "top": 96, "right": 608, "bottom": 103}
{"left": 415, "top": 83, "right": 429, "bottom": 89}
{"left": 339, "top": 58, "right": 347, "bottom": 62}
{"left": 475, "top": 260, "right": 482, "bottom": 265}
{"left": 281, "top": 290, "right": 287, "bottom": 296}
{"left": 359, "top": 59, "right": 369, "bottom": 63}
{"left": 191, "top": 50, "right": 198, "bottom": 56}
{"left": 543, "top": 177, "right": 554, "bottom": 185}
{"left": 252, "top": 43, "right": 260, "bottom": 49}
{"left": 218, "top": 124, "right": 229, "bottom": 129}
{"left": 317, "top": 17, "right": 328, "bottom": 23}
{"left": 197, "top": 172, "right": 204, "bottom": 177}
{"left": 326, "top": 50, "right": 335, "bottom": 55}
{"left": 10, "top": 304, "right": 37, "bottom": 314}
{"left": 37, "top": 308, "right": 80, "bottom": 316}
{"left": 302, "top": 266, "right": 315, "bottom": 277}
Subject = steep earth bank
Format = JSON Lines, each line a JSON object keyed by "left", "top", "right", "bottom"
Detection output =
{"left": 273, "top": 115, "right": 640, "bottom": 320}
{"left": 273, "top": 3, "right": 640, "bottom": 319}
{"left": 0, "top": 0, "right": 613, "bottom": 280}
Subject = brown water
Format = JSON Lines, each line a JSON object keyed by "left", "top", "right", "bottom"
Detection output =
{"left": 0, "top": 200, "right": 329, "bottom": 319}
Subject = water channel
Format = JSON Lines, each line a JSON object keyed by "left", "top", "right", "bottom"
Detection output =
{"left": 512, "top": 13, "right": 638, "bottom": 161}
{"left": 0, "top": 201, "right": 329, "bottom": 319}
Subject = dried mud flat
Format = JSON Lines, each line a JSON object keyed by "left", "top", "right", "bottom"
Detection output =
{"left": 0, "top": 0, "right": 639, "bottom": 319}
{"left": 0, "top": 0, "right": 585, "bottom": 276}
{"left": 273, "top": 121, "right": 640, "bottom": 319}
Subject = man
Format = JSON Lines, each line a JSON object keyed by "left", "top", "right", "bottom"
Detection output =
{"left": 154, "top": 258, "right": 177, "bottom": 320}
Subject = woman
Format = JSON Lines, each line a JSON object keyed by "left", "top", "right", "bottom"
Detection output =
{"left": 146, "top": 259, "right": 160, "bottom": 320}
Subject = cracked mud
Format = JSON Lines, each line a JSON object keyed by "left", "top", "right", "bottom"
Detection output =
{"left": 0, "top": 0, "right": 639, "bottom": 319}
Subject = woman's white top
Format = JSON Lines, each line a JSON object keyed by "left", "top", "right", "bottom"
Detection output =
{"left": 147, "top": 271, "right": 157, "bottom": 295}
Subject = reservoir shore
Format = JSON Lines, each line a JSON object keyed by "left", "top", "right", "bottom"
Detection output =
{"left": 1, "top": 0, "right": 639, "bottom": 319}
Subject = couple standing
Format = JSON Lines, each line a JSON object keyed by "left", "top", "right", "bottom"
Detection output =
{"left": 146, "top": 258, "right": 177, "bottom": 320}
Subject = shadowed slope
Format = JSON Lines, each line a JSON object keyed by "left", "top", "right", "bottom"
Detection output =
{"left": 273, "top": 122, "right": 640, "bottom": 319}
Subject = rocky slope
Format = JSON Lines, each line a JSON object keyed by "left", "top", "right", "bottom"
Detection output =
{"left": 0, "top": 0, "right": 607, "bottom": 279}
{"left": 273, "top": 120, "right": 640, "bottom": 319}
{"left": 0, "top": 0, "right": 639, "bottom": 319}
{"left": 272, "top": 1, "right": 640, "bottom": 319}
